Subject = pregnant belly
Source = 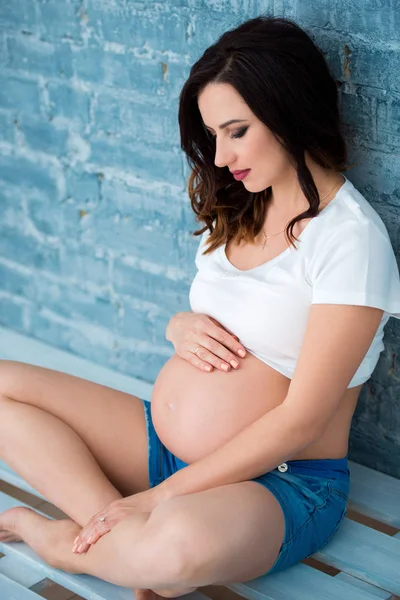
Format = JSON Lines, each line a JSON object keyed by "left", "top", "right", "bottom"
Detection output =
{"left": 150, "top": 352, "right": 291, "bottom": 464}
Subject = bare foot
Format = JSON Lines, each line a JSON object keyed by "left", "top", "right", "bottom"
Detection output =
{"left": 0, "top": 507, "right": 81, "bottom": 571}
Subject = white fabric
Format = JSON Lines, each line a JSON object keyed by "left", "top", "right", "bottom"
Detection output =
{"left": 189, "top": 175, "right": 400, "bottom": 388}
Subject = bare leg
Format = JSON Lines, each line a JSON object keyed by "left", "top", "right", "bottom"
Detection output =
{"left": 0, "top": 507, "right": 196, "bottom": 593}
{"left": 0, "top": 396, "right": 121, "bottom": 525}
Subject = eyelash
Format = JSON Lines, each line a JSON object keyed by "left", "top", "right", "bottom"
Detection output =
{"left": 208, "top": 126, "right": 248, "bottom": 140}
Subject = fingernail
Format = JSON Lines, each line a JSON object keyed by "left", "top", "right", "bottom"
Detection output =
{"left": 73, "top": 536, "right": 79, "bottom": 544}
{"left": 221, "top": 363, "right": 230, "bottom": 371}
{"left": 77, "top": 544, "right": 84, "bottom": 553}
{"left": 238, "top": 349, "right": 246, "bottom": 357}
{"left": 230, "top": 360, "right": 239, "bottom": 369}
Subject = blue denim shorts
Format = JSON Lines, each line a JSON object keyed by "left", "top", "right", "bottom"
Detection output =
{"left": 142, "top": 399, "right": 349, "bottom": 575}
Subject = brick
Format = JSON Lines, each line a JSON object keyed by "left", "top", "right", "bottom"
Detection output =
{"left": 20, "top": 115, "right": 69, "bottom": 154}
{"left": 47, "top": 82, "right": 91, "bottom": 127}
{"left": 0, "top": 225, "right": 60, "bottom": 272}
{"left": 29, "top": 309, "right": 120, "bottom": 367}
{"left": 7, "top": 34, "right": 73, "bottom": 79}
{"left": 72, "top": 45, "right": 188, "bottom": 99}
{"left": 89, "top": 136, "right": 182, "bottom": 186}
{"left": 27, "top": 195, "right": 80, "bottom": 237}
{"left": 65, "top": 169, "right": 101, "bottom": 207}
{"left": 0, "top": 110, "right": 15, "bottom": 142}
{"left": 37, "top": 0, "right": 82, "bottom": 41}
{"left": 0, "top": 153, "right": 59, "bottom": 196}
{"left": 78, "top": 203, "right": 186, "bottom": 268}
{"left": 349, "top": 44, "right": 400, "bottom": 93}
{"left": 0, "top": 261, "right": 31, "bottom": 297}
{"left": 297, "top": 0, "right": 400, "bottom": 44}
{"left": 377, "top": 95, "right": 400, "bottom": 148}
{"left": 117, "top": 302, "right": 171, "bottom": 346}
{"left": 115, "top": 346, "right": 170, "bottom": 383}
{"left": 113, "top": 259, "right": 191, "bottom": 315}
{"left": 100, "top": 178, "right": 186, "bottom": 224}
{"left": 85, "top": 1, "right": 189, "bottom": 54}
{"left": 94, "top": 93, "right": 178, "bottom": 146}
{"left": 58, "top": 243, "right": 109, "bottom": 284}
{"left": 0, "top": 73, "right": 41, "bottom": 114}
{"left": 0, "top": 294, "right": 25, "bottom": 331}
{"left": 0, "top": 0, "right": 37, "bottom": 33}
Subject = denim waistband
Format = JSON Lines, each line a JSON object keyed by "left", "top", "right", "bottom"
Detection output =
{"left": 275, "top": 455, "right": 349, "bottom": 479}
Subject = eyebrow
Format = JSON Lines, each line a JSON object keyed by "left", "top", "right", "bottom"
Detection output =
{"left": 204, "top": 119, "right": 248, "bottom": 131}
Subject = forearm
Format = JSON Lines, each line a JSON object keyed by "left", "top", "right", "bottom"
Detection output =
{"left": 160, "top": 403, "right": 318, "bottom": 499}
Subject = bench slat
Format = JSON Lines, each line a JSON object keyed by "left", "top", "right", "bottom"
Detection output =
{"left": 0, "top": 573, "right": 41, "bottom": 599}
{"left": 314, "top": 519, "right": 400, "bottom": 594}
{"left": 348, "top": 461, "right": 400, "bottom": 528}
{"left": 0, "top": 554, "right": 44, "bottom": 588}
{"left": 228, "top": 563, "right": 380, "bottom": 600}
{"left": 335, "top": 573, "right": 392, "bottom": 599}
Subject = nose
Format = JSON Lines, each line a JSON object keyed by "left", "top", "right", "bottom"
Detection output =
{"left": 214, "top": 138, "right": 236, "bottom": 169}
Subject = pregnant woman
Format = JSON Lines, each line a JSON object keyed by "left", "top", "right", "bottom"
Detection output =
{"left": 1, "top": 15, "right": 400, "bottom": 599}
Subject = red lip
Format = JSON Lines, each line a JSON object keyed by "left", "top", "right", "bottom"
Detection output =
{"left": 231, "top": 169, "right": 250, "bottom": 175}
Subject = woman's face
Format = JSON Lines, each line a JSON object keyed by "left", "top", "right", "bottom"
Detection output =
{"left": 198, "top": 82, "right": 292, "bottom": 192}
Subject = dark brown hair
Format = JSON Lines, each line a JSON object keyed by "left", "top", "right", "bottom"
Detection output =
{"left": 178, "top": 15, "right": 348, "bottom": 254}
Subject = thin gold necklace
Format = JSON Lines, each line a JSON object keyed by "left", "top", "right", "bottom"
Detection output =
{"left": 261, "top": 180, "right": 340, "bottom": 250}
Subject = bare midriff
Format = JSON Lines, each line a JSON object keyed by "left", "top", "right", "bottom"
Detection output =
{"left": 151, "top": 352, "right": 362, "bottom": 464}
{"left": 152, "top": 179, "right": 362, "bottom": 465}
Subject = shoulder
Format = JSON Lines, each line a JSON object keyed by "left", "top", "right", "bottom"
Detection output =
{"left": 305, "top": 176, "right": 395, "bottom": 261}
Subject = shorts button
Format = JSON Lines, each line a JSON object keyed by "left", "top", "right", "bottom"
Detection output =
{"left": 278, "top": 463, "right": 288, "bottom": 472}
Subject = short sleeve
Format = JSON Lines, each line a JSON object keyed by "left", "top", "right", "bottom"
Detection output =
{"left": 309, "top": 220, "right": 400, "bottom": 319}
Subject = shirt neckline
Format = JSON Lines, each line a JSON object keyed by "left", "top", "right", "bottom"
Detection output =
{"left": 219, "top": 174, "right": 350, "bottom": 274}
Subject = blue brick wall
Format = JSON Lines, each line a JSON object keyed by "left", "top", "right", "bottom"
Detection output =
{"left": 0, "top": 1, "right": 399, "bottom": 476}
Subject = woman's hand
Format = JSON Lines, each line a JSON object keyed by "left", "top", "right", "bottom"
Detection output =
{"left": 165, "top": 312, "right": 246, "bottom": 373}
{"left": 72, "top": 487, "right": 164, "bottom": 554}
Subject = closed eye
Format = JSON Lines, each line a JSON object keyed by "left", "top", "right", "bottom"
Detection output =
{"left": 207, "top": 126, "right": 248, "bottom": 140}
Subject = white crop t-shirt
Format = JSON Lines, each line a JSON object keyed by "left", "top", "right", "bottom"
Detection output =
{"left": 189, "top": 176, "right": 400, "bottom": 388}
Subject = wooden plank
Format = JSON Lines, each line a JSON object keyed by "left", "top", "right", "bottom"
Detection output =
{"left": 314, "top": 519, "right": 400, "bottom": 594}
{"left": 227, "top": 563, "right": 380, "bottom": 600}
{"left": 348, "top": 461, "right": 400, "bottom": 528}
{"left": 335, "top": 572, "right": 392, "bottom": 599}
{"left": 0, "top": 554, "right": 44, "bottom": 588}
{"left": 0, "top": 573, "right": 41, "bottom": 599}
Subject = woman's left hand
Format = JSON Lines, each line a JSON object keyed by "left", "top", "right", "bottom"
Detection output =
{"left": 72, "top": 486, "right": 166, "bottom": 554}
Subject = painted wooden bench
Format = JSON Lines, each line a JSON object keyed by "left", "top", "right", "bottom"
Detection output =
{"left": 0, "top": 324, "right": 399, "bottom": 600}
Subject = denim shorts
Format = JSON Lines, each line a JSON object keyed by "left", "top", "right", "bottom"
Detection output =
{"left": 141, "top": 399, "right": 349, "bottom": 575}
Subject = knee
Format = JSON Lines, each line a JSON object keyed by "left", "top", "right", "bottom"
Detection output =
{"left": 142, "top": 499, "right": 204, "bottom": 585}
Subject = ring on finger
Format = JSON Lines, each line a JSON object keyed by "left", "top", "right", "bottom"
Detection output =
{"left": 193, "top": 345, "right": 202, "bottom": 356}
{"left": 98, "top": 516, "right": 106, "bottom": 523}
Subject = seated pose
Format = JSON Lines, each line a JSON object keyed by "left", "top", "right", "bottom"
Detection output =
{"left": 1, "top": 15, "right": 400, "bottom": 600}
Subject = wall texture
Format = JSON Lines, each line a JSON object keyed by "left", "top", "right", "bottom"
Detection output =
{"left": 0, "top": 0, "right": 399, "bottom": 476}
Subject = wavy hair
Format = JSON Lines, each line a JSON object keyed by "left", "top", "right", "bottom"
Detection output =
{"left": 178, "top": 15, "right": 348, "bottom": 254}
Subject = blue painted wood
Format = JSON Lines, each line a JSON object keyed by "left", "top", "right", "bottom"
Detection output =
{"left": 0, "top": 573, "right": 40, "bottom": 598}
{"left": 314, "top": 519, "right": 400, "bottom": 594}
{"left": 335, "top": 573, "right": 392, "bottom": 599}
{"left": 0, "top": 554, "right": 44, "bottom": 588}
{"left": 228, "top": 563, "right": 380, "bottom": 600}
{"left": 348, "top": 462, "right": 400, "bottom": 527}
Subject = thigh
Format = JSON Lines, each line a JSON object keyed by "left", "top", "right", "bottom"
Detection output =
{"left": 148, "top": 481, "right": 285, "bottom": 585}
{"left": 0, "top": 360, "right": 150, "bottom": 496}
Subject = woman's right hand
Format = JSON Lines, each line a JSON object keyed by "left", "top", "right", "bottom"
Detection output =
{"left": 165, "top": 312, "right": 246, "bottom": 372}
